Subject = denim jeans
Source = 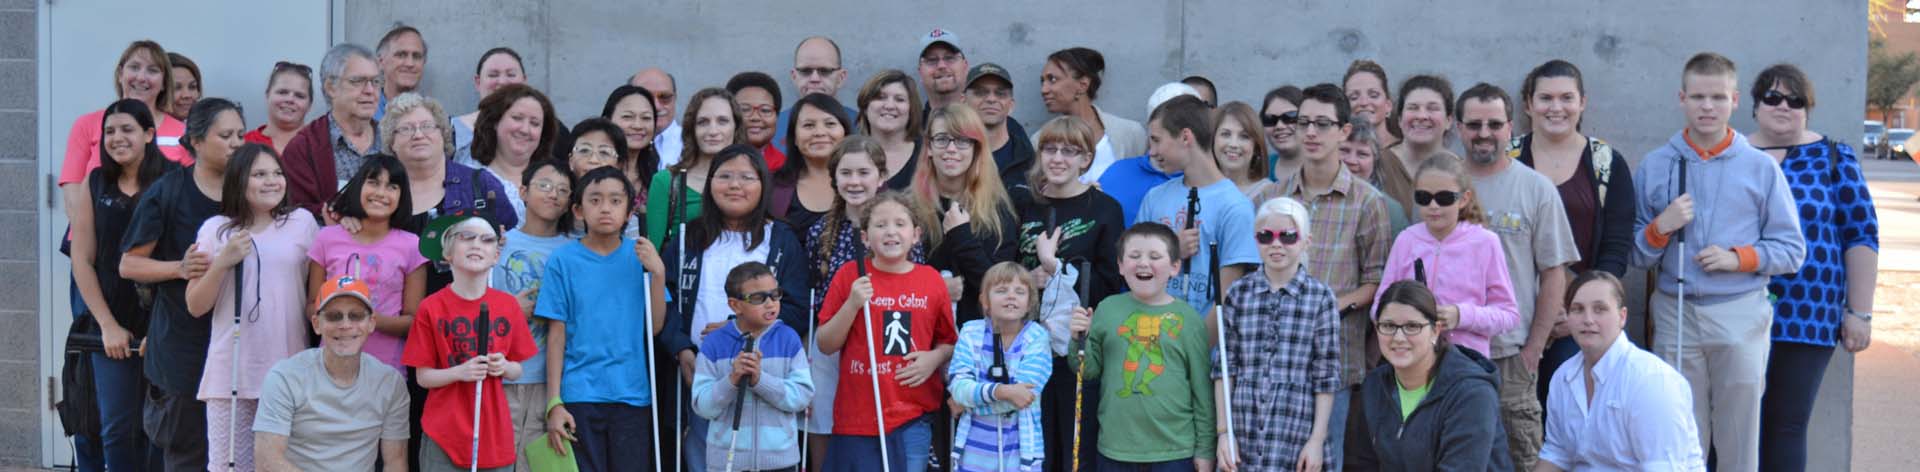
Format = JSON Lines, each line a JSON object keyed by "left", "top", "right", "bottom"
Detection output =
{"left": 1326, "top": 386, "right": 1354, "bottom": 471}
{"left": 68, "top": 278, "right": 105, "bottom": 472}
{"left": 93, "top": 353, "right": 159, "bottom": 472}
{"left": 685, "top": 413, "right": 709, "bottom": 471}
{"left": 1760, "top": 341, "right": 1834, "bottom": 471}
{"left": 823, "top": 414, "right": 932, "bottom": 472}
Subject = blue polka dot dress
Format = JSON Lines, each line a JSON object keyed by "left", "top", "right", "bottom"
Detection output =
{"left": 1764, "top": 139, "right": 1879, "bottom": 347}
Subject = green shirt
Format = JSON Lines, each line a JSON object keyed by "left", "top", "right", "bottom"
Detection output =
{"left": 1081, "top": 294, "right": 1217, "bottom": 462}
{"left": 1397, "top": 378, "right": 1431, "bottom": 420}
{"left": 644, "top": 169, "right": 703, "bottom": 247}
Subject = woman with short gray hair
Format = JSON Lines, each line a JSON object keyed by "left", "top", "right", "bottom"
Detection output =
{"left": 378, "top": 92, "right": 519, "bottom": 291}
{"left": 282, "top": 43, "right": 384, "bottom": 220}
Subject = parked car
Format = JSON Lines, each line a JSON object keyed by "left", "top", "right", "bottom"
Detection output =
{"left": 1892, "top": 128, "right": 1915, "bottom": 161}
{"left": 1867, "top": 120, "right": 1888, "bottom": 159}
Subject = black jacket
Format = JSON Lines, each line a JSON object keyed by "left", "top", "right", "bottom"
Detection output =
{"left": 994, "top": 117, "right": 1036, "bottom": 190}
{"left": 1513, "top": 134, "right": 1636, "bottom": 277}
{"left": 660, "top": 219, "right": 813, "bottom": 358}
{"left": 1346, "top": 345, "right": 1513, "bottom": 471}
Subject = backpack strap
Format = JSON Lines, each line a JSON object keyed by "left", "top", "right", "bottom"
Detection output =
{"left": 1588, "top": 137, "right": 1615, "bottom": 203}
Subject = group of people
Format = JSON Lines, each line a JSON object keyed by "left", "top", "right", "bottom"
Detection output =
{"left": 57, "top": 24, "right": 1876, "bottom": 472}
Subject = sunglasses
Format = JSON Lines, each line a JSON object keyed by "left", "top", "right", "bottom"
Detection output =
{"left": 1255, "top": 229, "right": 1302, "bottom": 246}
{"left": 1761, "top": 90, "right": 1807, "bottom": 110}
{"left": 733, "top": 290, "right": 784, "bottom": 305}
{"left": 1413, "top": 190, "right": 1461, "bottom": 207}
{"left": 1261, "top": 111, "right": 1300, "bottom": 127}
{"left": 274, "top": 61, "right": 313, "bottom": 76}
{"left": 317, "top": 310, "right": 373, "bottom": 323}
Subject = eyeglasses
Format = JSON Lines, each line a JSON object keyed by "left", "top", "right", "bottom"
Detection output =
{"left": 1413, "top": 190, "right": 1461, "bottom": 207}
{"left": 713, "top": 172, "right": 761, "bottom": 184}
{"left": 528, "top": 180, "right": 572, "bottom": 197}
{"left": 1376, "top": 321, "right": 1431, "bottom": 336}
{"left": 340, "top": 75, "right": 384, "bottom": 90}
{"left": 1761, "top": 90, "right": 1807, "bottom": 110}
{"left": 966, "top": 88, "right": 1013, "bottom": 101}
{"left": 1291, "top": 118, "right": 1343, "bottom": 133}
{"left": 1261, "top": 111, "right": 1299, "bottom": 128}
{"left": 796, "top": 67, "right": 841, "bottom": 78}
{"left": 572, "top": 144, "right": 619, "bottom": 161}
{"left": 1254, "top": 229, "right": 1301, "bottom": 246}
{"left": 318, "top": 310, "right": 373, "bottom": 323}
{"left": 930, "top": 134, "right": 975, "bottom": 151}
{"left": 1039, "top": 144, "right": 1086, "bottom": 157}
{"left": 733, "top": 289, "right": 784, "bottom": 305}
{"left": 920, "top": 54, "right": 964, "bottom": 67}
{"left": 448, "top": 230, "right": 500, "bottom": 246}
{"left": 273, "top": 61, "right": 313, "bottom": 77}
{"left": 739, "top": 104, "right": 777, "bottom": 116}
{"left": 394, "top": 122, "right": 440, "bottom": 137}
{"left": 1461, "top": 120, "right": 1507, "bottom": 132}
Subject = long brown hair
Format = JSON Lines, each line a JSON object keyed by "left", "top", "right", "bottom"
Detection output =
{"left": 814, "top": 136, "right": 890, "bottom": 278}
{"left": 217, "top": 143, "right": 296, "bottom": 237}
{"left": 671, "top": 87, "right": 746, "bottom": 174}
{"left": 912, "top": 104, "right": 1012, "bottom": 248}
{"left": 1211, "top": 101, "right": 1269, "bottom": 182}
{"left": 471, "top": 83, "right": 560, "bottom": 166}
{"left": 854, "top": 70, "right": 924, "bottom": 141}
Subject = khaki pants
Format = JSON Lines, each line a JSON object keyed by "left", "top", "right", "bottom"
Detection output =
{"left": 1493, "top": 354, "right": 1541, "bottom": 471}
{"left": 1651, "top": 290, "right": 1771, "bottom": 472}
{"left": 502, "top": 382, "right": 549, "bottom": 472}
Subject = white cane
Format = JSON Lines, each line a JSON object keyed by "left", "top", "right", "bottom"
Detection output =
{"left": 1209, "top": 242, "right": 1238, "bottom": 464}
{"left": 642, "top": 273, "right": 666, "bottom": 470}
{"left": 857, "top": 256, "right": 893, "bottom": 472}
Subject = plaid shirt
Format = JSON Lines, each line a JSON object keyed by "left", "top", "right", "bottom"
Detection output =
{"left": 1217, "top": 269, "right": 1343, "bottom": 470}
{"left": 1277, "top": 166, "right": 1391, "bottom": 385}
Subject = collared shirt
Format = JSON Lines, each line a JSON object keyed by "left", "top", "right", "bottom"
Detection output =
{"left": 1539, "top": 334, "right": 1705, "bottom": 471}
{"left": 655, "top": 120, "right": 684, "bottom": 169}
{"left": 328, "top": 117, "right": 382, "bottom": 184}
{"left": 1277, "top": 165, "right": 1391, "bottom": 385}
{"left": 1217, "top": 269, "right": 1343, "bottom": 470}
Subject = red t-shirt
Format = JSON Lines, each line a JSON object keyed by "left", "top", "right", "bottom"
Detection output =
{"left": 403, "top": 287, "right": 537, "bottom": 469}
{"left": 817, "top": 260, "right": 956, "bottom": 436}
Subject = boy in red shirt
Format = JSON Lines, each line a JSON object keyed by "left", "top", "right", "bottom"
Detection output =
{"left": 816, "top": 191, "right": 958, "bottom": 472}
{"left": 404, "top": 214, "right": 537, "bottom": 471}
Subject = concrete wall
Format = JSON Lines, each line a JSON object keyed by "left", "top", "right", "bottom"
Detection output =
{"left": 347, "top": 0, "right": 1868, "bottom": 160}
{"left": 1, "top": 0, "right": 38, "bottom": 466}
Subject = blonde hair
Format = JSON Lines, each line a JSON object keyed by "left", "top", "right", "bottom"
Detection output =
{"left": 378, "top": 93, "right": 455, "bottom": 158}
{"left": 1255, "top": 197, "right": 1313, "bottom": 266}
{"left": 1027, "top": 115, "right": 1099, "bottom": 201}
{"left": 913, "top": 104, "right": 1013, "bottom": 248}
{"left": 980, "top": 261, "right": 1041, "bottom": 323}
{"left": 1412, "top": 155, "right": 1486, "bottom": 225}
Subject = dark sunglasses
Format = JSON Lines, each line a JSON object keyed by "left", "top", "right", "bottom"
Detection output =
{"left": 1413, "top": 190, "right": 1461, "bottom": 207}
{"left": 274, "top": 61, "right": 313, "bottom": 76}
{"left": 733, "top": 290, "right": 784, "bottom": 305}
{"left": 1760, "top": 90, "right": 1807, "bottom": 110}
{"left": 1255, "top": 229, "right": 1302, "bottom": 246}
{"left": 1261, "top": 111, "right": 1300, "bottom": 128}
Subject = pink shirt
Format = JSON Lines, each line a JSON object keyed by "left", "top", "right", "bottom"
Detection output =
{"left": 61, "top": 109, "right": 193, "bottom": 185}
{"left": 194, "top": 210, "right": 320, "bottom": 400}
{"left": 1374, "top": 222, "right": 1522, "bottom": 356}
{"left": 306, "top": 225, "right": 428, "bottom": 371}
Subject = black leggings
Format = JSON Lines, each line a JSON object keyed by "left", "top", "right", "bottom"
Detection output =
{"left": 1758, "top": 341, "right": 1834, "bottom": 472}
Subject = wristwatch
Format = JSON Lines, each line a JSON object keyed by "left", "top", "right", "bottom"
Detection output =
{"left": 1846, "top": 308, "right": 1873, "bottom": 322}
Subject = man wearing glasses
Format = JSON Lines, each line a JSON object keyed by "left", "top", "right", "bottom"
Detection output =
{"left": 777, "top": 37, "right": 858, "bottom": 149}
{"left": 1455, "top": 82, "right": 1580, "bottom": 471}
{"left": 254, "top": 277, "right": 411, "bottom": 472}
{"left": 1269, "top": 83, "right": 1392, "bottom": 470}
{"left": 963, "top": 62, "right": 1035, "bottom": 189}
{"left": 917, "top": 29, "right": 970, "bottom": 112}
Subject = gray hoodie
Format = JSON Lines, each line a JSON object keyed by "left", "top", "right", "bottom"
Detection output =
{"left": 1631, "top": 130, "right": 1806, "bottom": 302}
{"left": 1344, "top": 345, "right": 1512, "bottom": 471}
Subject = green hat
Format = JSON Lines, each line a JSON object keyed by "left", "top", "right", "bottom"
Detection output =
{"left": 418, "top": 210, "right": 499, "bottom": 262}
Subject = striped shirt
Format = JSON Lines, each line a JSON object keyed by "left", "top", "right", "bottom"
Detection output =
{"left": 1217, "top": 269, "right": 1344, "bottom": 470}
{"left": 1276, "top": 165, "right": 1391, "bottom": 385}
{"left": 948, "top": 320, "right": 1054, "bottom": 470}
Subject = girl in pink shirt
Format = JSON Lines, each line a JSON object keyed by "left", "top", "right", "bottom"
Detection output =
{"left": 1374, "top": 157, "right": 1520, "bottom": 356}
{"left": 306, "top": 154, "right": 428, "bottom": 371}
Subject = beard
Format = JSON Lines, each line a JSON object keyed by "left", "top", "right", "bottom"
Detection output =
{"left": 1465, "top": 138, "right": 1502, "bottom": 166}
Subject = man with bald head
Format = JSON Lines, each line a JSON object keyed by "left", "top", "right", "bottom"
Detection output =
{"left": 777, "top": 36, "right": 858, "bottom": 149}
{"left": 631, "top": 68, "right": 682, "bottom": 168}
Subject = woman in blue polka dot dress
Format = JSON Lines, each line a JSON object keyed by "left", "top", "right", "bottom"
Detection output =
{"left": 1745, "top": 64, "right": 1879, "bottom": 472}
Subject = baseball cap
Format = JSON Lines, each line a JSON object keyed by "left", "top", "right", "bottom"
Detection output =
{"left": 966, "top": 63, "right": 1012, "bottom": 89}
{"left": 919, "top": 28, "right": 963, "bottom": 55}
{"left": 418, "top": 211, "right": 500, "bottom": 262}
{"left": 313, "top": 275, "right": 374, "bottom": 312}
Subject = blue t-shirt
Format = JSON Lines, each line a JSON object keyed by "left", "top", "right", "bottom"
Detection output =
{"left": 1097, "top": 155, "right": 1180, "bottom": 225}
{"left": 492, "top": 229, "right": 574, "bottom": 384}
{"left": 534, "top": 238, "right": 657, "bottom": 407}
{"left": 1133, "top": 178, "right": 1259, "bottom": 313}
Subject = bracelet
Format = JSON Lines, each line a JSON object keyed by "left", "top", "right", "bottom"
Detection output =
{"left": 1847, "top": 308, "right": 1873, "bottom": 322}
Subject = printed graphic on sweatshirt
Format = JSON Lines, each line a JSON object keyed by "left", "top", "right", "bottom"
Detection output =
{"left": 1017, "top": 217, "right": 1096, "bottom": 267}
{"left": 1116, "top": 312, "right": 1184, "bottom": 397}
{"left": 438, "top": 315, "right": 514, "bottom": 367}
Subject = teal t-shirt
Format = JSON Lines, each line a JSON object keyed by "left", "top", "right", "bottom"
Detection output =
{"left": 533, "top": 239, "right": 656, "bottom": 407}
{"left": 1081, "top": 294, "right": 1217, "bottom": 462}
{"left": 491, "top": 228, "right": 573, "bottom": 385}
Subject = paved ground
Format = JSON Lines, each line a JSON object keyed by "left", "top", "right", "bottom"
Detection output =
{"left": 1853, "top": 156, "right": 1920, "bottom": 471}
